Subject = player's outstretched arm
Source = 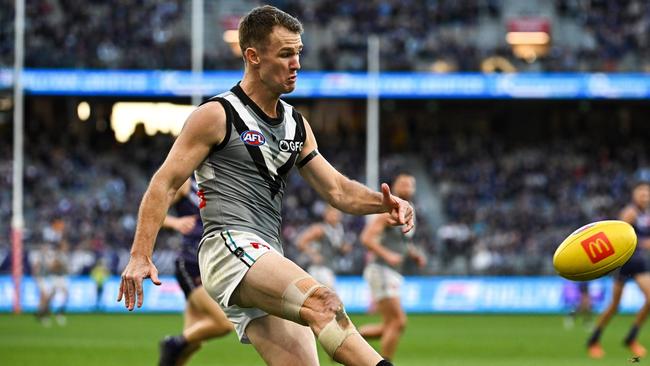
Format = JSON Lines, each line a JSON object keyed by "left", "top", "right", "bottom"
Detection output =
{"left": 298, "top": 119, "right": 414, "bottom": 233}
{"left": 118, "top": 102, "right": 227, "bottom": 311}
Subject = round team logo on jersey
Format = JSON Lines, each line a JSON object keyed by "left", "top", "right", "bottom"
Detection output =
{"left": 240, "top": 130, "right": 266, "bottom": 146}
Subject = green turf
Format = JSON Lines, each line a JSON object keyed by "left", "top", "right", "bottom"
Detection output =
{"left": 0, "top": 313, "right": 645, "bottom": 365}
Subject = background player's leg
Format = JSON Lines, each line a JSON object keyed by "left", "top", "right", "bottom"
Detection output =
{"left": 176, "top": 287, "right": 233, "bottom": 365}
{"left": 184, "top": 287, "right": 233, "bottom": 343}
{"left": 624, "top": 274, "right": 650, "bottom": 357}
{"left": 359, "top": 322, "right": 383, "bottom": 339}
{"left": 375, "top": 297, "right": 406, "bottom": 360}
{"left": 246, "top": 315, "right": 318, "bottom": 366}
{"left": 232, "top": 251, "right": 384, "bottom": 366}
{"left": 587, "top": 279, "right": 625, "bottom": 358}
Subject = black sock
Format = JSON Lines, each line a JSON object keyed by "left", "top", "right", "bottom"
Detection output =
{"left": 587, "top": 327, "right": 603, "bottom": 346}
{"left": 376, "top": 360, "right": 393, "bottom": 366}
{"left": 625, "top": 325, "right": 640, "bottom": 345}
{"left": 174, "top": 335, "right": 188, "bottom": 348}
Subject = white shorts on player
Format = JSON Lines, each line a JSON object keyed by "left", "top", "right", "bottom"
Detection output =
{"left": 307, "top": 264, "right": 336, "bottom": 290}
{"left": 198, "top": 229, "right": 277, "bottom": 343}
{"left": 363, "top": 263, "right": 403, "bottom": 301}
{"left": 36, "top": 275, "right": 68, "bottom": 297}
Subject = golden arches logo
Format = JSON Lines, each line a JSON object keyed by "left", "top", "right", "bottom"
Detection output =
{"left": 580, "top": 232, "right": 615, "bottom": 264}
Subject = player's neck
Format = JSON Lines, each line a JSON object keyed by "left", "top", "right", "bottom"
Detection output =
{"left": 239, "top": 77, "right": 280, "bottom": 118}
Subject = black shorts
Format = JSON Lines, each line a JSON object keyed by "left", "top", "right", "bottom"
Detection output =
{"left": 174, "top": 257, "right": 202, "bottom": 299}
{"left": 578, "top": 282, "right": 589, "bottom": 294}
{"left": 614, "top": 253, "right": 648, "bottom": 281}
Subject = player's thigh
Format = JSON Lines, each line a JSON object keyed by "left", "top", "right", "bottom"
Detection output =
{"left": 246, "top": 314, "right": 318, "bottom": 366}
{"left": 377, "top": 297, "right": 405, "bottom": 324}
{"left": 232, "top": 251, "right": 312, "bottom": 315}
{"left": 611, "top": 279, "right": 626, "bottom": 304}
{"left": 188, "top": 286, "right": 232, "bottom": 329}
{"left": 635, "top": 273, "right": 650, "bottom": 300}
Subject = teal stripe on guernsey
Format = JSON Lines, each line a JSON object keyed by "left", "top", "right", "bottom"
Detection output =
{"left": 226, "top": 230, "right": 257, "bottom": 264}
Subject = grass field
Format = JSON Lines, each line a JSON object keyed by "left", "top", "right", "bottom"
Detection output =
{"left": 0, "top": 313, "right": 646, "bottom": 365}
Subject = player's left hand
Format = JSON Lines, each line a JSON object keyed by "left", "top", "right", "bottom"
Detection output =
{"left": 117, "top": 254, "right": 161, "bottom": 311}
{"left": 381, "top": 183, "right": 415, "bottom": 233}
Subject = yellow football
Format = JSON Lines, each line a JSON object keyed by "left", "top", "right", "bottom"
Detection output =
{"left": 553, "top": 220, "right": 637, "bottom": 281}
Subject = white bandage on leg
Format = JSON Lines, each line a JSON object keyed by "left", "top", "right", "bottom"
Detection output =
{"left": 281, "top": 276, "right": 324, "bottom": 325}
{"left": 317, "top": 305, "right": 359, "bottom": 357}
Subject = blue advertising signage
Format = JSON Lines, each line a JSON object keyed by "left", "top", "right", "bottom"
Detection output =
{"left": 1, "top": 69, "right": 650, "bottom": 99}
{"left": 0, "top": 275, "right": 645, "bottom": 314}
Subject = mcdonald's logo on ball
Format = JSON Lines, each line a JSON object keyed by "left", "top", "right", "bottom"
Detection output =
{"left": 580, "top": 232, "right": 615, "bottom": 264}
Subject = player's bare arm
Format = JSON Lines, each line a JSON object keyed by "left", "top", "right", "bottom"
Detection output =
{"left": 407, "top": 243, "right": 427, "bottom": 268}
{"left": 361, "top": 214, "right": 403, "bottom": 267}
{"left": 118, "top": 102, "right": 227, "bottom": 311}
{"left": 297, "top": 224, "right": 325, "bottom": 262}
{"left": 298, "top": 119, "right": 414, "bottom": 232}
{"left": 162, "top": 179, "right": 197, "bottom": 235}
{"left": 621, "top": 206, "right": 650, "bottom": 249}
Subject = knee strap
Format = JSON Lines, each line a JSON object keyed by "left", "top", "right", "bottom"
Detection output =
{"left": 317, "top": 305, "right": 359, "bottom": 357}
{"left": 281, "top": 276, "right": 325, "bottom": 325}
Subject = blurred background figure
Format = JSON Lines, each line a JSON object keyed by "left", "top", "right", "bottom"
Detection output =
{"left": 359, "top": 173, "right": 426, "bottom": 361}
{"left": 587, "top": 182, "right": 650, "bottom": 359}
{"left": 295, "top": 204, "right": 352, "bottom": 289}
{"left": 31, "top": 231, "right": 70, "bottom": 327}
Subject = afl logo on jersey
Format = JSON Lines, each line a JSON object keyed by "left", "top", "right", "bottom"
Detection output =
{"left": 240, "top": 130, "right": 266, "bottom": 146}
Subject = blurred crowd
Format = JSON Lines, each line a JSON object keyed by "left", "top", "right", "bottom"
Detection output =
{"left": 1, "top": 0, "right": 650, "bottom": 72}
{"left": 424, "top": 136, "right": 645, "bottom": 275}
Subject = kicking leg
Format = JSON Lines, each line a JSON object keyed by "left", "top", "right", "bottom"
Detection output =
{"left": 232, "top": 251, "right": 385, "bottom": 366}
{"left": 246, "top": 315, "right": 318, "bottom": 366}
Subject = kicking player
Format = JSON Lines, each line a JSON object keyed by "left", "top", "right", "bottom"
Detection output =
{"left": 118, "top": 6, "right": 413, "bottom": 366}
{"left": 588, "top": 182, "right": 650, "bottom": 359}
{"left": 359, "top": 173, "right": 426, "bottom": 361}
{"left": 296, "top": 204, "right": 352, "bottom": 289}
{"left": 158, "top": 178, "right": 233, "bottom": 366}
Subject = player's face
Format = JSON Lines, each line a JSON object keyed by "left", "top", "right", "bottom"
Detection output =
{"left": 634, "top": 184, "right": 650, "bottom": 209}
{"left": 392, "top": 175, "right": 416, "bottom": 201}
{"left": 257, "top": 26, "right": 302, "bottom": 95}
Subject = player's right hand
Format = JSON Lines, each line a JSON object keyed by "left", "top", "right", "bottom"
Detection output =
{"left": 117, "top": 254, "right": 161, "bottom": 311}
{"left": 172, "top": 215, "right": 197, "bottom": 235}
{"left": 383, "top": 251, "right": 404, "bottom": 267}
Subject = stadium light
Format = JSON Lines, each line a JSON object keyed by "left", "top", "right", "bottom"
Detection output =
{"left": 110, "top": 102, "right": 194, "bottom": 143}
{"left": 505, "top": 32, "right": 550, "bottom": 45}
{"left": 77, "top": 101, "right": 90, "bottom": 121}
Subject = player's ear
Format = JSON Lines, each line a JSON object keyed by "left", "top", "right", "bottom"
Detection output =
{"left": 244, "top": 47, "right": 261, "bottom": 66}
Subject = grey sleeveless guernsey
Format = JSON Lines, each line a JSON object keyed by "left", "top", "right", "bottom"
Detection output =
{"left": 195, "top": 84, "right": 307, "bottom": 252}
{"left": 371, "top": 220, "right": 415, "bottom": 273}
{"left": 313, "top": 223, "right": 345, "bottom": 268}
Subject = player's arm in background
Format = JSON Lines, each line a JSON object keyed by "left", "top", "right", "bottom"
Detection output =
{"left": 360, "top": 214, "right": 404, "bottom": 268}
{"left": 161, "top": 179, "right": 197, "bottom": 235}
{"left": 407, "top": 243, "right": 427, "bottom": 268}
{"left": 620, "top": 205, "right": 650, "bottom": 249}
{"left": 298, "top": 118, "right": 414, "bottom": 233}
{"left": 296, "top": 224, "right": 325, "bottom": 264}
{"left": 118, "top": 102, "right": 228, "bottom": 311}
